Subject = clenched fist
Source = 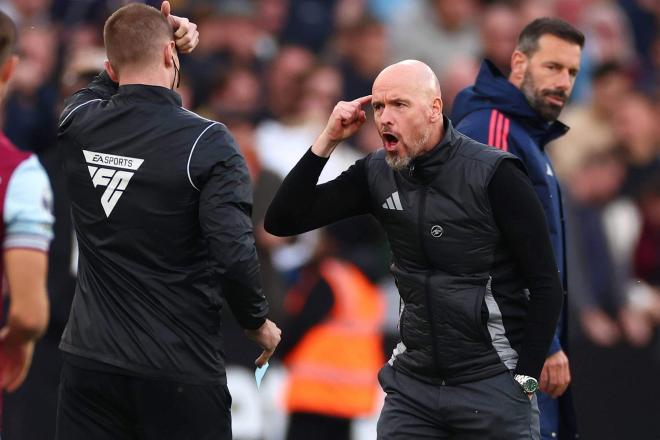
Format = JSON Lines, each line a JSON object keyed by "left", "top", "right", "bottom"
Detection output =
{"left": 312, "top": 95, "right": 372, "bottom": 157}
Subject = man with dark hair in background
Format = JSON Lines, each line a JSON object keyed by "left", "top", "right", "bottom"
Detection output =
{"left": 0, "top": 7, "right": 53, "bottom": 425}
{"left": 452, "top": 17, "right": 585, "bottom": 440}
{"left": 55, "top": 3, "right": 280, "bottom": 439}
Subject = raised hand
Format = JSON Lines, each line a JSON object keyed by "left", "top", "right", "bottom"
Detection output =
{"left": 312, "top": 95, "right": 372, "bottom": 157}
{"left": 161, "top": 1, "right": 199, "bottom": 54}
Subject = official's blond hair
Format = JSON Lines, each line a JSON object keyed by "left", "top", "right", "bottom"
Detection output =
{"left": 103, "top": 4, "right": 172, "bottom": 72}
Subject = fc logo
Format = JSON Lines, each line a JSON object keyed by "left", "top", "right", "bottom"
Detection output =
{"left": 88, "top": 168, "right": 135, "bottom": 217}
{"left": 83, "top": 150, "right": 144, "bottom": 218}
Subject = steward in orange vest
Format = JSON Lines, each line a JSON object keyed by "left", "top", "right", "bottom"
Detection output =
{"left": 283, "top": 257, "right": 385, "bottom": 419}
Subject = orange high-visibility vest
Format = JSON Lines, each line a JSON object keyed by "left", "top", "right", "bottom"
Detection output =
{"left": 284, "top": 258, "right": 385, "bottom": 418}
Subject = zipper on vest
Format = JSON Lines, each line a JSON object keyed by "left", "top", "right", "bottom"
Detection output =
{"left": 417, "top": 186, "right": 442, "bottom": 377}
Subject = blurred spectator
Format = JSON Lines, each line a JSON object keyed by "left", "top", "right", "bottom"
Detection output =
{"left": 255, "top": 0, "right": 289, "bottom": 36}
{"left": 3, "top": 24, "right": 57, "bottom": 152}
{"left": 612, "top": 92, "right": 660, "bottom": 198}
{"left": 640, "top": 32, "right": 660, "bottom": 92}
{"left": 630, "top": 176, "right": 660, "bottom": 330}
{"left": 365, "top": 0, "right": 407, "bottom": 24}
{"left": 256, "top": 48, "right": 360, "bottom": 180}
{"left": 564, "top": 150, "right": 632, "bottom": 346}
{"left": 518, "top": 0, "right": 555, "bottom": 26}
{"left": 59, "top": 23, "right": 103, "bottom": 58}
{"left": 300, "top": 63, "right": 343, "bottom": 125}
{"left": 180, "top": 11, "right": 230, "bottom": 108}
{"left": 479, "top": 2, "right": 520, "bottom": 76}
{"left": 182, "top": 4, "right": 273, "bottom": 109}
{"left": 618, "top": 0, "right": 659, "bottom": 76}
{"left": 581, "top": 1, "right": 637, "bottom": 68}
{"left": 50, "top": 0, "right": 113, "bottom": 26}
{"left": 0, "top": 0, "right": 51, "bottom": 26}
{"left": 256, "top": 57, "right": 360, "bottom": 274}
{"left": 631, "top": 175, "right": 660, "bottom": 329}
{"left": 334, "top": 0, "right": 368, "bottom": 28}
{"left": 279, "top": 226, "right": 385, "bottom": 440}
{"left": 217, "top": 1, "right": 272, "bottom": 67}
{"left": 280, "top": 0, "right": 337, "bottom": 52}
{"left": 335, "top": 15, "right": 387, "bottom": 100}
{"left": 548, "top": 62, "right": 632, "bottom": 180}
{"left": 203, "top": 66, "right": 263, "bottom": 121}
{"left": 256, "top": 58, "right": 360, "bottom": 181}
{"left": 253, "top": 46, "right": 313, "bottom": 275}
{"left": 59, "top": 46, "right": 105, "bottom": 98}
{"left": 388, "top": 0, "right": 480, "bottom": 77}
{"left": 262, "top": 44, "right": 314, "bottom": 120}
{"left": 255, "top": 45, "right": 316, "bottom": 177}
{"left": 439, "top": 56, "right": 478, "bottom": 116}
{"left": 553, "top": 0, "right": 588, "bottom": 26}
{"left": 634, "top": 175, "right": 660, "bottom": 290}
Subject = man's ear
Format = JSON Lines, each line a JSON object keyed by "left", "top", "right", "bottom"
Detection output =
{"left": 0, "top": 55, "right": 18, "bottom": 84}
{"left": 104, "top": 60, "right": 119, "bottom": 82}
{"left": 509, "top": 50, "right": 528, "bottom": 86}
{"left": 164, "top": 41, "right": 175, "bottom": 67}
{"left": 430, "top": 96, "right": 443, "bottom": 122}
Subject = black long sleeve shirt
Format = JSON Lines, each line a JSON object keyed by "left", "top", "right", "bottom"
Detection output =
{"left": 266, "top": 148, "right": 563, "bottom": 379}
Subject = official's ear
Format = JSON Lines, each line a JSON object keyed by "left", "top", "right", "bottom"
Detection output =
{"left": 0, "top": 55, "right": 18, "bottom": 85}
{"left": 164, "top": 41, "right": 176, "bottom": 67}
{"left": 104, "top": 60, "right": 118, "bottom": 82}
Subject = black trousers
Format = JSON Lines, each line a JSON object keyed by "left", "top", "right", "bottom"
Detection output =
{"left": 376, "top": 364, "right": 540, "bottom": 439}
{"left": 286, "top": 412, "right": 351, "bottom": 440}
{"left": 55, "top": 361, "right": 232, "bottom": 440}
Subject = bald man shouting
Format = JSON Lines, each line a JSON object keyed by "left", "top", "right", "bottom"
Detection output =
{"left": 266, "top": 60, "right": 562, "bottom": 439}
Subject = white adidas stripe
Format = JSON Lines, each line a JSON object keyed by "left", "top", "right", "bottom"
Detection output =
{"left": 382, "top": 191, "right": 403, "bottom": 210}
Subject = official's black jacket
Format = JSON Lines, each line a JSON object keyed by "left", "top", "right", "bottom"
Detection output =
{"left": 58, "top": 72, "right": 268, "bottom": 384}
{"left": 266, "top": 118, "right": 563, "bottom": 383}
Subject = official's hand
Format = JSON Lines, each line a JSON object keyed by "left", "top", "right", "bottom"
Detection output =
{"left": 245, "top": 319, "right": 281, "bottom": 367}
{"left": 312, "top": 95, "right": 372, "bottom": 157}
{"left": 161, "top": 1, "right": 199, "bottom": 54}
{"left": 0, "top": 328, "right": 35, "bottom": 392}
{"left": 539, "top": 349, "right": 571, "bottom": 398}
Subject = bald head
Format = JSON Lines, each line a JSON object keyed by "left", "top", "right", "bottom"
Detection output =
{"left": 371, "top": 60, "right": 444, "bottom": 170}
{"left": 374, "top": 60, "right": 441, "bottom": 100}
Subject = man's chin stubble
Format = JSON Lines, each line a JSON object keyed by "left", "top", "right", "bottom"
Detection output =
{"left": 537, "top": 102, "right": 563, "bottom": 121}
{"left": 385, "top": 152, "right": 411, "bottom": 171}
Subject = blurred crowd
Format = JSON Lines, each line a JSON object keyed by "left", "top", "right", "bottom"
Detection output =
{"left": 0, "top": 0, "right": 658, "bottom": 439}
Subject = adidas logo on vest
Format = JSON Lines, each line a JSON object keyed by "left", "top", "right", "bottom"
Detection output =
{"left": 382, "top": 191, "right": 403, "bottom": 211}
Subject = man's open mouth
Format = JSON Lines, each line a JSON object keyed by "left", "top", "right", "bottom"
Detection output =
{"left": 382, "top": 133, "right": 399, "bottom": 151}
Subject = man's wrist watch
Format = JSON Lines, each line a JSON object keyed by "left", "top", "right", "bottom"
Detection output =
{"left": 514, "top": 374, "right": 539, "bottom": 394}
